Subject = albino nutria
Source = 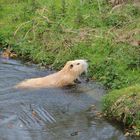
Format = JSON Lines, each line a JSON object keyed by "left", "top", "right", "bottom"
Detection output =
{"left": 15, "top": 59, "right": 88, "bottom": 89}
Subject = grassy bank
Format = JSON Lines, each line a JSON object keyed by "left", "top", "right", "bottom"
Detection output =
{"left": 0, "top": 0, "right": 140, "bottom": 135}
{"left": 103, "top": 84, "right": 140, "bottom": 136}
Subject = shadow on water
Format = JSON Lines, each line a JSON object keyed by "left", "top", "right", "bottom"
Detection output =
{"left": 0, "top": 57, "right": 137, "bottom": 140}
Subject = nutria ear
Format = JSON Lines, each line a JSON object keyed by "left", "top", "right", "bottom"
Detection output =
{"left": 66, "top": 61, "right": 72, "bottom": 65}
{"left": 69, "top": 64, "right": 73, "bottom": 69}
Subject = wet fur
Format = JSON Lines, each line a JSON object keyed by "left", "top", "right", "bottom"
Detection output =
{"left": 16, "top": 60, "right": 88, "bottom": 89}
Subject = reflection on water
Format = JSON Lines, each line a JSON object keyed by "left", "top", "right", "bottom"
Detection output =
{"left": 0, "top": 57, "right": 136, "bottom": 140}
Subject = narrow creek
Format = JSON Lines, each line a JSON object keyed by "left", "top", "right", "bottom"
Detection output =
{"left": 0, "top": 57, "right": 136, "bottom": 140}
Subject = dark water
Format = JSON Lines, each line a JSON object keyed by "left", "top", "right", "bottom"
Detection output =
{"left": 0, "top": 57, "right": 136, "bottom": 140}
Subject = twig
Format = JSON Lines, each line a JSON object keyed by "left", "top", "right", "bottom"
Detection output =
{"left": 14, "top": 20, "right": 32, "bottom": 36}
{"left": 110, "top": 4, "right": 124, "bottom": 13}
{"left": 23, "top": 22, "right": 39, "bottom": 40}
{"left": 23, "top": 28, "right": 32, "bottom": 40}
{"left": 41, "top": 15, "right": 54, "bottom": 23}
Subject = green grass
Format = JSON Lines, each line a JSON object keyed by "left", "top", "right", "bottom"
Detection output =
{"left": 103, "top": 84, "right": 140, "bottom": 136}
{"left": 0, "top": 0, "right": 140, "bottom": 135}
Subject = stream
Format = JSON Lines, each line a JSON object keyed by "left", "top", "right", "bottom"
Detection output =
{"left": 0, "top": 57, "right": 136, "bottom": 140}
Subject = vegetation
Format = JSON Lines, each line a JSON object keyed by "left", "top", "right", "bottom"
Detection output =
{"left": 103, "top": 84, "right": 140, "bottom": 136}
{"left": 0, "top": 0, "right": 140, "bottom": 136}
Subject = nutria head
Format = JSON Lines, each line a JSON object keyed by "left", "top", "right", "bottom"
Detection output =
{"left": 61, "top": 59, "right": 88, "bottom": 78}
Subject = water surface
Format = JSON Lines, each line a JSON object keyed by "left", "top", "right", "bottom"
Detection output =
{"left": 0, "top": 57, "right": 136, "bottom": 140}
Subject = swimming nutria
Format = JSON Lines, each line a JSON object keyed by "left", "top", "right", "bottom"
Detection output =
{"left": 15, "top": 59, "right": 88, "bottom": 89}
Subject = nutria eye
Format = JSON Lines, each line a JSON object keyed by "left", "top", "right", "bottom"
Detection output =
{"left": 77, "top": 63, "right": 80, "bottom": 65}
{"left": 70, "top": 64, "right": 73, "bottom": 69}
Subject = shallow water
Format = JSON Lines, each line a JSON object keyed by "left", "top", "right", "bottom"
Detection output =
{"left": 0, "top": 57, "right": 136, "bottom": 140}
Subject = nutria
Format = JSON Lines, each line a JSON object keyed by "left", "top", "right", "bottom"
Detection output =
{"left": 15, "top": 59, "right": 88, "bottom": 89}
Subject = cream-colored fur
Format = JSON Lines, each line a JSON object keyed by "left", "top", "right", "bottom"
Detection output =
{"left": 15, "top": 59, "right": 88, "bottom": 89}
